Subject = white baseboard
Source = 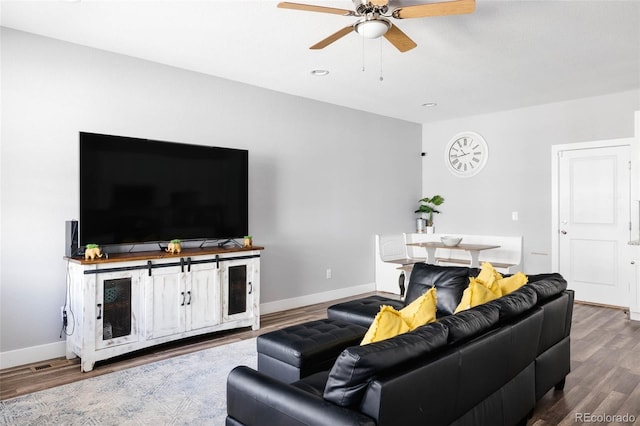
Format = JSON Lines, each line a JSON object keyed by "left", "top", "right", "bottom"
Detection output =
{"left": 1, "top": 283, "right": 376, "bottom": 370}
{"left": 260, "top": 282, "right": 375, "bottom": 315}
{"left": 0, "top": 340, "right": 67, "bottom": 370}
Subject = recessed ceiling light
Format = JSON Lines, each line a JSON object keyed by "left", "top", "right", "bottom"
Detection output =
{"left": 310, "top": 69, "right": 329, "bottom": 76}
{"left": 422, "top": 102, "right": 437, "bottom": 107}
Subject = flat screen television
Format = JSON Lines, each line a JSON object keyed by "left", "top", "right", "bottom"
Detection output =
{"left": 79, "top": 132, "right": 248, "bottom": 248}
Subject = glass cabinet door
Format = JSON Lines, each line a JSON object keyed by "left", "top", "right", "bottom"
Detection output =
{"left": 102, "top": 278, "right": 131, "bottom": 339}
{"left": 96, "top": 271, "right": 140, "bottom": 349}
{"left": 228, "top": 265, "right": 247, "bottom": 316}
{"left": 223, "top": 259, "right": 255, "bottom": 322}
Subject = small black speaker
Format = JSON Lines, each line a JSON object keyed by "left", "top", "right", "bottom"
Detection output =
{"left": 65, "top": 220, "right": 79, "bottom": 257}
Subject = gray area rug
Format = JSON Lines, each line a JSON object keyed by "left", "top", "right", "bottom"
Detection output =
{"left": 0, "top": 338, "right": 257, "bottom": 425}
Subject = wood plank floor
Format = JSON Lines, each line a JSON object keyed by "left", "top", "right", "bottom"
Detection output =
{"left": 1, "top": 294, "right": 639, "bottom": 425}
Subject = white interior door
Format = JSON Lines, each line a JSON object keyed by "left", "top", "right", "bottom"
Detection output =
{"left": 558, "top": 144, "right": 631, "bottom": 307}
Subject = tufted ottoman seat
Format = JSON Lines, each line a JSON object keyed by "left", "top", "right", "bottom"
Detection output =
{"left": 257, "top": 318, "right": 368, "bottom": 383}
{"left": 327, "top": 295, "right": 405, "bottom": 328}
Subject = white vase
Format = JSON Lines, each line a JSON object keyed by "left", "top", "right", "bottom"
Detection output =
{"left": 426, "top": 226, "right": 435, "bottom": 234}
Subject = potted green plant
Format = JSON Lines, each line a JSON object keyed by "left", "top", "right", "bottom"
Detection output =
{"left": 415, "top": 195, "right": 444, "bottom": 233}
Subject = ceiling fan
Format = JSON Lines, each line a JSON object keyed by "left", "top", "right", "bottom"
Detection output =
{"left": 277, "top": 0, "right": 475, "bottom": 53}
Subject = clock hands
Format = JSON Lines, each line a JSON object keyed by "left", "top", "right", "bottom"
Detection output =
{"left": 450, "top": 149, "right": 471, "bottom": 158}
{"left": 451, "top": 149, "right": 481, "bottom": 159}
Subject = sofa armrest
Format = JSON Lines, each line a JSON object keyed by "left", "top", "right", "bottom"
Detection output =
{"left": 226, "top": 366, "right": 376, "bottom": 426}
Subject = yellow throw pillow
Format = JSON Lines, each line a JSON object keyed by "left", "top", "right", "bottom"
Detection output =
{"left": 400, "top": 287, "right": 437, "bottom": 330}
{"left": 475, "top": 262, "right": 503, "bottom": 288}
{"left": 498, "top": 272, "right": 528, "bottom": 295}
{"left": 361, "top": 306, "right": 411, "bottom": 345}
{"left": 454, "top": 278, "right": 500, "bottom": 314}
{"left": 474, "top": 263, "right": 502, "bottom": 298}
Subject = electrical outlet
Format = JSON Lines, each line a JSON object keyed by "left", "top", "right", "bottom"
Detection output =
{"left": 326, "top": 268, "right": 332, "bottom": 280}
{"left": 61, "top": 306, "right": 68, "bottom": 327}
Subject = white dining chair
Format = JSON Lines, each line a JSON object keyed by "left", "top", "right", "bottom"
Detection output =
{"left": 376, "top": 234, "right": 423, "bottom": 297}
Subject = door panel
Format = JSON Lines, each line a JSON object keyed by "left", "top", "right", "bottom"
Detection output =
{"left": 188, "top": 266, "right": 221, "bottom": 331}
{"left": 570, "top": 156, "right": 616, "bottom": 224}
{"left": 558, "top": 145, "right": 630, "bottom": 306}
{"left": 223, "top": 259, "right": 255, "bottom": 322}
{"left": 95, "top": 270, "right": 140, "bottom": 349}
{"left": 571, "top": 239, "right": 616, "bottom": 286}
{"left": 146, "top": 268, "right": 185, "bottom": 339}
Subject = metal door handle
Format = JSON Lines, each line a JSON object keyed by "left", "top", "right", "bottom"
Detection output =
{"left": 560, "top": 230, "right": 567, "bottom": 235}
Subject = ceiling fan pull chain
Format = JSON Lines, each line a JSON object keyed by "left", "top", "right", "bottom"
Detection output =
{"left": 362, "top": 36, "right": 366, "bottom": 72}
{"left": 379, "top": 38, "right": 384, "bottom": 82}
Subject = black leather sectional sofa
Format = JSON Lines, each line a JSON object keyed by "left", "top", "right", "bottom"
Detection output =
{"left": 226, "top": 263, "right": 574, "bottom": 426}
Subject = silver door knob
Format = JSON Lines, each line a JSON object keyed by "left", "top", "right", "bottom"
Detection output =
{"left": 560, "top": 230, "right": 567, "bottom": 235}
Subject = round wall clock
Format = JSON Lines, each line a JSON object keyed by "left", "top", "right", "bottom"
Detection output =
{"left": 444, "top": 131, "right": 489, "bottom": 177}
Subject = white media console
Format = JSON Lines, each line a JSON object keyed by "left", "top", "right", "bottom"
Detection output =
{"left": 64, "top": 246, "right": 262, "bottom": 372}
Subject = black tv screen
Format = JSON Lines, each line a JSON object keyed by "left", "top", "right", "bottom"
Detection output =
{"left": 79, "top": 132, "right": 248, "bottom": 247}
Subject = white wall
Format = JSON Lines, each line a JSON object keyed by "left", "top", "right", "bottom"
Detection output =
{"left": 0, "top": 28, "right": 422, "bottom": 365}
{"left": 421, "top": 90, "right": 640, "bottom": 273}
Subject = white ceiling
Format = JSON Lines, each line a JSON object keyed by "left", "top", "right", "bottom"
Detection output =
{"left": 1, "top": 0, "right": 639, "bottom": 123}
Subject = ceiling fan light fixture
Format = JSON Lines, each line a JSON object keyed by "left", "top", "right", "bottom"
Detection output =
{"left": 355, "top": 17, "right": 390, "bottom": 39}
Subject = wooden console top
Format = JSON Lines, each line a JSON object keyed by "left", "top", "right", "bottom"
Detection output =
{"left": 64, "top": 245, "right": 264, "bottom": 265}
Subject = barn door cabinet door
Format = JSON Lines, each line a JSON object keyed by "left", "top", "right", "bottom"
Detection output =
{"left": 222, "top": 257, "right": 259, "bottom": 328}
{"left": 144, "top": 262, "right": 224, "bottom": 339}
{"left": 95, "top": 269, "right": 142, "bottom": 349}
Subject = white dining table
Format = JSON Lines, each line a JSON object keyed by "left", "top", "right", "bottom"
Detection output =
{"left": 406, "top": 241, "right": 500, "bottom": 268}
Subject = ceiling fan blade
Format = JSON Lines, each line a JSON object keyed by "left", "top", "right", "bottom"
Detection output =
{"left": 310, "top": 26, "right": 354, "bottom": 50}
{"left": 392, "top": 0, "right": 475, "bottom": 19}
{"left": 277, "top": 2, "right": 354, "bottom": 16}
{"left": 384, "top": 24, "right": 417, "bottom": 52}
